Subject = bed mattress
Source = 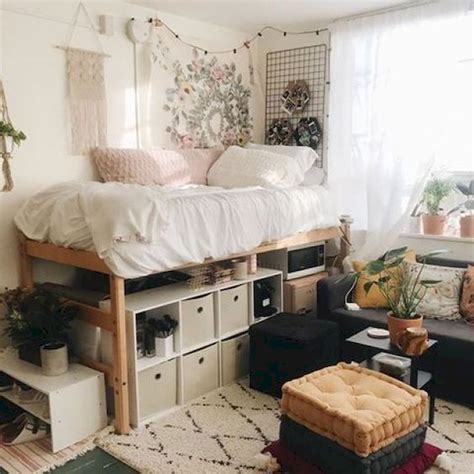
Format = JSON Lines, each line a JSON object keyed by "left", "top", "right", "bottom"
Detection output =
{"left": 14, "top": 182, "right": 339, "bottom": 279}
{"left": 281, "top": 363, "right": 427, "bottom": 457}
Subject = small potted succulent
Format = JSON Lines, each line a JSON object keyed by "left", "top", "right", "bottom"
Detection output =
{"left": 0, "top": 120, "right": 26, "bottom": 155}
{"left": 449, "top": 180, "right": 474, "bottom": 238}
{"left": 148, "top": 315, "right": 178, "bottom": 357}
{"left": 421, "top": 177, "right": 454, "bottom": 235}
{"left": 1, "top": 286, "right": 77, "bottom": 375}
{"left": 359, "top": 248, "right": 441, "bottom": 344}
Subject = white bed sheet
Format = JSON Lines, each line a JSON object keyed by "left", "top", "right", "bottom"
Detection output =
{"left": 15, "top": 182, "right": 339, "bottom": 279}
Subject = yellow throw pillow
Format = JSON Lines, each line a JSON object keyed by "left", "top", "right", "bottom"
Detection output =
{"left": 352, "top": 250, "right": 416, "bottom": 309}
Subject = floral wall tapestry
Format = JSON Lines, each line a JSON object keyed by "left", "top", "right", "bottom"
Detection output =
{"left": 144, "top": 31, "right": 256, "bottom": 149}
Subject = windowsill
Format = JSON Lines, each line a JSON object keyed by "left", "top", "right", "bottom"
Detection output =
{"left": 400, "top": 232, "right": 474, "bottom": 244}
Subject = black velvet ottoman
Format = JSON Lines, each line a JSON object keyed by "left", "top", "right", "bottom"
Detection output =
{"left": 249, "top": 313, "right": 339, "bottom": 397}
{"left": 280, "top": 415, "right": 427, "bottom": 474}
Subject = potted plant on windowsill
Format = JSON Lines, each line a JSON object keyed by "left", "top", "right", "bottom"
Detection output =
{"left": 1, "top": 286, "right": 77, "bottom": 375}
{"left": 448, "top": 180, "right": 474, "bottom": 238}
{"left": 421, "top": 177, "right": 453, "bottom": 235}
{"left": 360, "top": 248, "right": 441, "bottom": 344}
{"left": 148, "top": 315, "right": 178, "bottom": 358}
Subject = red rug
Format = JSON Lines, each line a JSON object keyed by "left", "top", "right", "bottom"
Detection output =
{"left": 262, "top": 441, "right": 443, "bottom": 474}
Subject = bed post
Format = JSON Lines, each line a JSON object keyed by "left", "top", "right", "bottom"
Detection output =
{"left": 339, "top": 215, "right": 353, "bottom": 263}
{"left": 18, "top": 232, "right": 34, "bottom": 288}
{"left": 110, "top": 274, "right": 130, "bottom": 434}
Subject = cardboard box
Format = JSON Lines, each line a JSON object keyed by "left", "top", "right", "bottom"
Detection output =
{"left": 283, "top": 272, "right": 328, "bottom": 314}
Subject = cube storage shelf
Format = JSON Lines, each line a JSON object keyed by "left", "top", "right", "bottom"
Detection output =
{"left": 106, "top": 268, "right": 282, "bottom": 427}
{"left": 0, "top": 352, "right": 107, "bottom": 452}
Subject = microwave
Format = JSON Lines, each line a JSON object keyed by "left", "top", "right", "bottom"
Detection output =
{"left": 258, "top": 241, "right": 325, "bottom": 280}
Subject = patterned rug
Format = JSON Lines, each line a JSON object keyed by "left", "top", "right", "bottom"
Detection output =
{"left": 97, "top": 380, "right": 474, "bottom": 473}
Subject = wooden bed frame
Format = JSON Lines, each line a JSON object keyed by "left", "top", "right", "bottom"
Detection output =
{"left": 18, "top": 225, "right": 344, "bottom": 434}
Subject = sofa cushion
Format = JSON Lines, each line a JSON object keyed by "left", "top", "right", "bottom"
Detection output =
{"left": 281, "top": 363, "right": 427, "bottom": 457}
{"left": 460, "top": 265, "right": 474, "bottom": 320}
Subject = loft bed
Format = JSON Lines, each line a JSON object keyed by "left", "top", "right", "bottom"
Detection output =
{"left": 17, "top": 225, "right": 345, "bottom": 434}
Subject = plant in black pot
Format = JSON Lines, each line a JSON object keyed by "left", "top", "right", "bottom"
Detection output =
{"left": 1, "top": 286, "right": 77, "bottom": 375}
{"left": 148, "top": 315, "right": 178, "bottom": 358}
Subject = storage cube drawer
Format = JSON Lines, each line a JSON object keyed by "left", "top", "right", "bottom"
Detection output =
{"left": 220, "top": 284, "right": 249, "bottom": 335}
{"left": 138, "top": 358, "right": 177, "bottom": 420}
{"left": 183, "top": 344, "right": 219, "bottom": 402}
{"left": 222, "top": 333, "right": 249, "bottom": 385}
{"left": 181, "top": 293, "right": 215, "bottom": 350}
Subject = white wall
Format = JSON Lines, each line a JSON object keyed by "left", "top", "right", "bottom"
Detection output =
{"left": 0, "top": 0, "right": 253, "bottom": 290}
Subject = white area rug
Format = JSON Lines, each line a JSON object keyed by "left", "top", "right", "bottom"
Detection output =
{"left": 97, "top": 380, "right": 474, "bottom": 473}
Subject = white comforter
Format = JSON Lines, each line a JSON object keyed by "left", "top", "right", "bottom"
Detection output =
{"left": 15, "top": 182, "right": 339, "bottom": 278}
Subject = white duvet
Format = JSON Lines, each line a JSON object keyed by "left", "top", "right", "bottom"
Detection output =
{"left": 15, "top": 182, "right": 339, "bottom": 279}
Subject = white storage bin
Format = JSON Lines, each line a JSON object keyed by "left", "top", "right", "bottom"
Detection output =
{"left": 220, "top": 284, "right": 249, "bottom": 335}
{"left": 221, "top": 333, "right": 249, "bottom": 385}
{"left": 183, "top": 344, "right": 219, "bottom": 402}
{"left": 138, "top": 358, "right": 177, "bottom": 420}
{"left": 181, "top": 293, "right": 215, "bottom": 350}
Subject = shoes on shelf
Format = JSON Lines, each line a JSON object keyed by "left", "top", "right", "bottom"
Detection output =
{"left": 0, "top": 400, "right": 23, "bottom": 427}
{"left": 0, "top": 372, "right": 14, "bottom": 392}
{"left": 1, "top": 413, "right": 50, "bottom": 445}
{"left": 13, "top": 383, "right": 47, "bottom": 405}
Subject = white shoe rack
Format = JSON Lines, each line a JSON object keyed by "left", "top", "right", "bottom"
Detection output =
{"left": 0, "top": 352, "right": 107, "bottom": 452}
{"left": 102, "top": 268, "right": 282, "bottom": 427}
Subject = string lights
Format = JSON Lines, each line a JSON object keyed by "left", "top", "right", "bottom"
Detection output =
{"left": 148, "top": 17, "right": 327, "bottom": 55}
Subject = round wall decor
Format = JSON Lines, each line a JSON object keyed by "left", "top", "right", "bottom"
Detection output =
{"left": 294, "top": 117, "right": 322, "bottom": 149}
{"left": 281, "top": 80, "right": 310, "bottom": 116}
{"left": 266, "top": 118, "right": 293, "bottom": 145}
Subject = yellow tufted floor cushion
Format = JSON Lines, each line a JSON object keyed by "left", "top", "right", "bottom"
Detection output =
{"left": 281, "top": 362, "right": 427, "bottom": 457}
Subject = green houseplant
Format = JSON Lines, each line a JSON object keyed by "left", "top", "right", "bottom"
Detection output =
{"left": 1, "top": 286, "right": 77, "bottom": 372}
{"left": 359, "top": 247, "right": 441, "bottom": 343}
{"left": 449, "top": 180, "right": 474, "bottom": 238}
{"left": 421, "top": 177, "right": 454, "bottom": 235}
{"left": 0, "top": 120, "right": 26, "bottom": 154}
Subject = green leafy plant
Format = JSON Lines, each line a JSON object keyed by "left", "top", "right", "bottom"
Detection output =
{"left": 148, "top": 315, "right": 178, "bottom": 338}
{"left": 0, "top": 120, "right": 26, "bottom": 147}
{"left": 448, "top": 180, "right": 474, "bottom": 216}
{"left": 1, "top": 286, "right": 77, "bottom": 347}
{"left": 422, "top": 177, "right": 454, "bottom": 215}
{"left": 358, "top": 247, "right": 442, "bottom": 320}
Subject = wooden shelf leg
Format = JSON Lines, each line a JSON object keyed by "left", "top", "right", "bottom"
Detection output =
{"left": 18, "top": 232, "right": 34, "bottom": 288}
{"left": 110, "top": 274, "right": 130, "bottom": 434}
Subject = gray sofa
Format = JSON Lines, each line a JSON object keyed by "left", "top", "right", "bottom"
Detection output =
{"left": 317, "top": 257, "right": 474, "bottom": 407}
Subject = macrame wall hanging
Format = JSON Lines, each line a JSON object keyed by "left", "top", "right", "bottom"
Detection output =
{"left": 0, "top": 79, "right": 26, "bottom": 192}
{"left": 58, "top": 3, "right": 109, "bottom": 154}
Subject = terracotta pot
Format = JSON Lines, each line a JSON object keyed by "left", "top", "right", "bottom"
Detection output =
{"left": 460, "top": 215, "right": 474, "bottom": 238}
{"left": 387, "top": 312, "right": 423, "bottom": 345}
{"left": 422, "top": 215, "right": 446, "bottom": 235}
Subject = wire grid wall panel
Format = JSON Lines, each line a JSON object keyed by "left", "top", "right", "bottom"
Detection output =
{"left": 265, "top": 44, "right": 328, "bottom": 167}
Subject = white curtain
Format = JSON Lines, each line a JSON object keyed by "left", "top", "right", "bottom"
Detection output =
{"left": 328, "top": 0, "right": 471, "bottom": 260}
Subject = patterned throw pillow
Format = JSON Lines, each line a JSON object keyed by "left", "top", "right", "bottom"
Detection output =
{"left": 460, "top": 265, "right": 474, "bottom": 319}
{"left": 405, "top": 262, "right": 465, "bottom": 320}
{"left": 92, "top": 147, "right": 162, "bottom": 185}
{"left": 352, "top": 250, "right": 416, "bottom": 309}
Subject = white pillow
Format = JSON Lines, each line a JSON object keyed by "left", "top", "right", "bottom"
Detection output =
{"left": 302, "top": 166, "right": 326, "bottom": 186}
{"left": 245, "top": 143, "right": 317, "bottom": 176}
{"left": 207, "top": 145, "right": 303, "bottom": 188}
{"left": 405, "top": 261, "right": 464, "bottom": 320}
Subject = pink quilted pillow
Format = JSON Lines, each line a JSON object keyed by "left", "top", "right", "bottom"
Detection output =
{"left": 150, "top": 147, "right": 223, "bottom": 185}
{"left": 92, "top": 146, "right": 223, "bottom": 186}
{"left": 92, "top": 148, "right": 161, "bottom": 185}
